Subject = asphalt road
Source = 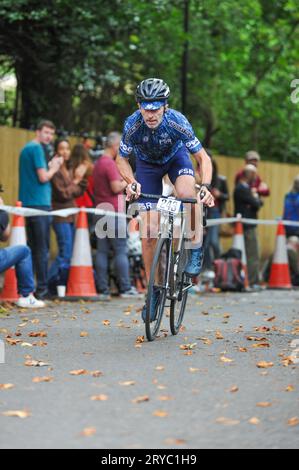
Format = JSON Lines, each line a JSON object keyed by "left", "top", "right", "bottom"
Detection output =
{"left": 0, "top": 290, "right": 298, "bottom": 449}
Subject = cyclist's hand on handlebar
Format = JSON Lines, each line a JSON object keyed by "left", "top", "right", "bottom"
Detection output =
{"left": 198, "top": 187, "right": 215, "bottom": 207}
{"left": 126, "top": 182, "right": 141, "bottom": 202}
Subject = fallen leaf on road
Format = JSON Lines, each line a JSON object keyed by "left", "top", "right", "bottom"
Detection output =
{"left": 157, "top": 385, "right": 167, "bottom": 390}
{"left": 220, "top": 356, "right": 234, "bottom": 363}
{"left": 189, "top": 367, "right": 200, "bottom": 373}
{"left": 287, "top": 417, "right": 299, "bottom": 427}
{"left": 252, "top": 343, "right": 270, "bottom": 349}
{"left": 153, "top": 410, "right": 168, "bottom": 417}
{"left": 285, "top": 385, "right": 295, "bottom": 392}
{"left": 246, "top": 336, "right": 268, "bottom": 342}
{"left": 80, "top": 427, "right": 96, "bottom": 437}
{"left": 216, "top": 417, "right": 240, "bottom": 426}
{"left": 24, "top": 360, "right": 49, "bottom": 367}
{"left": 249, "top": 417, "right": 260, "bottom": 425}
{"left": 119, "top": 381, "right": 135, "bottom": 386}
{"left": 90, "top": 394, "right": 108, "bottom": 401}
{"left": 21, "top": 342, "right": 33, "bottom": 348}
{"left": 180, "top": 343, "right": 197, "bottom": 350}
{"left": 135, "top": 336, "right": 145, "bottom": 344}
{"left": 266, "top": 316, "right": 276, "bottom": 322}
{"left": 196, "top": 337, "right": 212, "bottom": 345}
{"left": 239, "top": 347, "right": 248, "bottom": 353}
{"left": 230, "top": 386, "right": 239, "bottom": 393}
{"left": 216, "top": 331, "right": 224, "bottom": 340}
{"left": 256, "top": 361, "right": 274, "bottom": 369}
{"left": 157, "top": 395, "right": 173, "bottom": 401}
{"left": 281, "top": 357, "right": 294, "bottom": 367}
{"left": 6, "top": 337, "right": 21, "bottom": 346}
{"left": 33, "top": 341, "right": 47, "bottom": 347}
{"left": 102, "top": 320, "right": 110, "bottom": 326}
{"left": 255, "top": 326, "right": 270, "bottom": 333}
{"left": 256, "top": 402, "right": 272, "bottom": 408}
{"left": 28, "top": 331, "right": 47, "bottom": 338}
{"left": 2, "top": 410, "right": 30, "bottom": 419}
{"left": 132, "top": 395, "right": 150, "bottom": 404}
{"left": 0, "top": 384, "right": 15, "bottom": 390}
{"left": 165, "top": 438, "right": 186, "bottom": 445}
{"left": 80, "top": 331, "right": 89, "bottom": 337}
{"left": 90, "top": 371, "right": 103, "bottom": 377}
{"left": 155, "top": 366, "right": 165, "bottom": 371}
{"left": 32, "top": 376, "right": 53, "bottom": 383}
{"left": 69, "top": 369, "right": 88, "bottom": 376}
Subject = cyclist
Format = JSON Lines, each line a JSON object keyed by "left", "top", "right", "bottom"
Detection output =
{"left": 117, "top": 78, "right": 214, "bottom": 321}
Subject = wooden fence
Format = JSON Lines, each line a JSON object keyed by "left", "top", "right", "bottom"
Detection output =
{"left": 1, "top": 125, "right": 299, "bottom": 257}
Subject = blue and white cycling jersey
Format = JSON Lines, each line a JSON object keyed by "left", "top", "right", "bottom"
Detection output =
{"left": 119, "top": 108, "right": 202, "bottom": 165}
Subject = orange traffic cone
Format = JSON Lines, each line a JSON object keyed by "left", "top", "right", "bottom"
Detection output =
{"left": 0, "top": 201, "right": 27, "bottom": 302}
{"left": 232, "top": 215, "right": 249, "bottom": 289}
{"left": 65, "top": 210, "right": 99, "bottom": 300}
{"left": 268, "top": 222, "right": 292, "bottom": 289}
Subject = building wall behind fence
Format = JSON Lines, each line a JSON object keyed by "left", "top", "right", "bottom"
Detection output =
{"left": 1, "top": 126, "right": 299, "bottom": 258}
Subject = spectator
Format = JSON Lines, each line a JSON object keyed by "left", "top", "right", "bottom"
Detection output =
{"left": 283, "top": 175, "right": 299, "bottom": 238}
{"left": 89, "top": 135, "right": 104, "bottom": 163}
{"left": 48, "top": 139, "right": 87, "bottom": 295}
{"left": 19, "top": 119, "right": 63, "bottom": 299}
{"left": 263, "top": 236, "right": 299, "bottom": 286}
{"left": 234, "top": 164, "right": 263, "bottom": 289}
{"left": 71, "top": 144, "right": 94, "bottom": 209}
{"left": 82, "top": 132, "right": 92, "bottom": 151}
{"left": 235, "top": 150, "right": 270, "bottom": 198}
{"left": 0, "top": 197, "right": 45, "bottom": 308}
{"left": 93, "top": 131, "right": 140, "bottom": 300}
{"left": 203, "top": 158, "right": 229, "bottom": 271}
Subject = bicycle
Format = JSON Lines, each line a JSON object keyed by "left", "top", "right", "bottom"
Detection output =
{"left": 131, "top": 184, "right": 206, "bottom": 341}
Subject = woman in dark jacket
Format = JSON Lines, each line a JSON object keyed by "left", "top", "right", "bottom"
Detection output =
{"left": 48, "top": 139, "right": 86, "bottom": 294}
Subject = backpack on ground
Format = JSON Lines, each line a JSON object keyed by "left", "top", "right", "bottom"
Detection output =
{"left": 213, "top": 249, "right": 245, "bottom": 292}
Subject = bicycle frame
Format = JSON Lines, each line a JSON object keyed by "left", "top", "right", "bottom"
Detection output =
{"left": 158, "top": 207, "right": 193, "bottom": 302}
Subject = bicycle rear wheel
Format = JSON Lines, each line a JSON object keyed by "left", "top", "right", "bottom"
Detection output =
{"left": 170, "top": 239, "right": 189, "bottom": 335}
{"left": 146, "top": 236, "right": 170, "bottom": 341}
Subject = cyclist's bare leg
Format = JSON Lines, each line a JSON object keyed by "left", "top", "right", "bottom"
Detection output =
{"left": 140, "top": 210, "right": 160, "bottom": 281}
{"left": 174, "top": 175, "right": 203, "bottom": 248}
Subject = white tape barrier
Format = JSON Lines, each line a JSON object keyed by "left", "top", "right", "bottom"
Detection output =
{"left": 0, "top": 205, "right": 130, "bottom": 220}
{"left": 1, "top": 204, "right": 299, "bottom": 228}
{"left": 207, "top": 217, "right": 299, "bottom": 228}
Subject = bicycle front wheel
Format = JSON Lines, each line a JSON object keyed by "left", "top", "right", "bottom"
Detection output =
{"left": 146, "top": 236, "right": 170, "bottom": 341}
{"left": 170, "top": 239, "right": 189, "bottom": 335}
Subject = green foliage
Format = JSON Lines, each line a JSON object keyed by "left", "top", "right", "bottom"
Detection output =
{"left": 0, "top": 0, "right": 298, "bottom": 161}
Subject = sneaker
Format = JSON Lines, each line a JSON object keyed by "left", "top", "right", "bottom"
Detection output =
{"left": 16, "top": 294, "right": 46, "bottom": 309}
{"left": 35, "top": 290, "right": 52, "bottom": 301}
{"left": 99, "top": 293, "right": 111, "bottom": 301}
{"left": 141, "top": 286, "right": 161, "bottom": 323}
{"left": 184, "top": 247, "right": 204, "bottom": 277}
{"left": 120, "top": 287, "right": 143, "bottom": 299}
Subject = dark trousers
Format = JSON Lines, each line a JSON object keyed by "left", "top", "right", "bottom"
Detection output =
{"left": 244, "top": 226, "right": 259, "bottom": 286}
{"left": 26, "top": 206, "right": 51, "bottom": 294}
